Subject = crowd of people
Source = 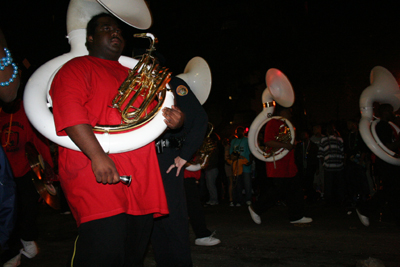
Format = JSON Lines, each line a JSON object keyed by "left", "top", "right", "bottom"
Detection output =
{"left": 200, "top": 105, "right": 399, "bottom": 232}
{"left": 1, "top": 5, "right": 400, "bottom": 267}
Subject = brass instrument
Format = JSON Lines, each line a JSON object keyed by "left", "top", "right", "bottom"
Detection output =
{"left": 262, "top": 119, "right": 293, "bottom": 158}
{"left": 359, "top": 66, "right": 400, "bottom": 165}
{"left": 187, "top": 123, "right": 217, "bottom": 171}
{"left": 25, "top": 142, "right": 60, "bottom": 210}
{"left": 94, "top": 33, "right": 172, "bottom": 132}
{"left": 248, "top": 68, "right": 295, "bottom": 162}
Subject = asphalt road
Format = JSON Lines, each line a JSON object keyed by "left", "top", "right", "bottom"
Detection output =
{"left": 15, "top": 199, "right": 400, "bottom": 267}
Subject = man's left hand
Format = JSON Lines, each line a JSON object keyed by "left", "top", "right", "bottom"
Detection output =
{"left": 166, "top": 156, "right": 187, "bottom": 176}
{"left": 163, "top": 105, "right": 184, "bottom": 129}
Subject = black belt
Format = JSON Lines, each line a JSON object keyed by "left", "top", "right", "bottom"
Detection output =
{"left": 155, "top": 137, "right": 185, "bottom": 154}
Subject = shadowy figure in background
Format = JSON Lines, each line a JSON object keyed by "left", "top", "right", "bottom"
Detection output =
{"left": 318, "top": 124, "right": 345, "bottom": 207}
{"left": 230, "top": 127, "right": 252, "bottom": 206}
{"left": 356, "top": 104, "right": 400, "bottom": 227}
{"left": 295, "top": 130, "right": 319, "bottom": 203}
{"left": 184, "top": 168, "right": 221, "bottom": 246}
{"left": 226, "top": 150, "right": 248, "bottom": 207}
{"left": 310, "top": 124, "right": 325, "bottom": 199}
{"left": 223, "top": 137, "right": 234, "bottom": 206}
{"left": 205, "top": 133, "right": 220, "bottom": 206}
{"left": 343, "top": 119, "right": 370, "bottom": 208}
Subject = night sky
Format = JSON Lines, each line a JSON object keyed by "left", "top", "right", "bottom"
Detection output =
{"left": 1, "top": 0, "right": 400, "bottom": 137}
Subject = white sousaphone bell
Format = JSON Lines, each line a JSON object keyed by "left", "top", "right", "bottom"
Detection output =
{"left": 23, "top": 0, "right": 211, "bottom": 154}
{"left": 248, "top": 68, "right": 295, "bottom": 162}
{"left": 359, "top": 66, "right": 400, "bottom": 166}
{"left": 179, "top": 58, "right": 212, "bottom": 172}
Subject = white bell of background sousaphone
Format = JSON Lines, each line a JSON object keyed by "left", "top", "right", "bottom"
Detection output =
{"left": 176, "top": 57, "right": 212, "bottom": 172}
{"left": 248, "top": 68, "right": 295, "bottom": 162}
{"left": 23, "top": 0, "right": 176, "bottom": 153}
{"left": 177, "top": 57, "right": 212, "bottom": 105}
{"left": 359, "top": 66, "right": 400, "bottom": 166}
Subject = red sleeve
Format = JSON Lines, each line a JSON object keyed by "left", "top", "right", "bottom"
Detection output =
{"left": 50, "top": 58, "right": 98, "bottom": 136}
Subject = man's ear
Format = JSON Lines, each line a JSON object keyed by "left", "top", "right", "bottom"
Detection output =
{"left": 87, "top": 36, "right": 93, "bottom": 43}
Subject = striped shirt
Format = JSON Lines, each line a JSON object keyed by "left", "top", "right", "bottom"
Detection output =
{"left": 317, "top": 135, "right": 344, "bottom": 171}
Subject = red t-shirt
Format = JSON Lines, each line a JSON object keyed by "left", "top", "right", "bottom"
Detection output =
{"left": 264, "top": 119, "right": 297, "bottom": 178}
{"left": 0, "top": 101, "right": 53, "bottom": 178}
{"left": 50, "top": 56, "right": 168, "bottom": 226}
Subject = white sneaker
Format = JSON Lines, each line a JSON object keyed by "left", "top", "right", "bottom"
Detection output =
{"left": 229, "top": 202, "right": 234, "bottom": 207}
{"left": 3, "top": 253, "right": 21, "bottom": 267}
{"left": 20, "top": 239, "right": 38, "bottom": 258}
{"left": 246, "top": 201, "right": 252, "bottom": 206}
{"left": 195, "top": 232, "right": 221, "bottom": 246}
{"left": 356, "top": 209, "right": 370, "bottom": 227}
{"left": 248, "top": 206, "right": 261, "bottom": 224}
{"left": 290, "top": 217, "right": 313, "bottom": 224}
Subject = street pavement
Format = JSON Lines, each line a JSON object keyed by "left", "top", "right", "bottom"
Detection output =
{"left": 15, "top": 199, "right": 400, "bottom": 267}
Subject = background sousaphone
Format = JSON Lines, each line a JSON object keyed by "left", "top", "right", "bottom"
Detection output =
{"left": 248, "top": 68, "right": 295, "bottom": 162}
{"left": 359, "top": 66, "right": 400, "bottom": 166}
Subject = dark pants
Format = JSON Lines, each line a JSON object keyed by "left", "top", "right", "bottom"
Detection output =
{"left": 152, "top": 148, "right": 192, "bottom": 267}
{"left": 72, "top": 213, "right": 153, "bottom": 267}
{"left": 344, "top": 162, "right": 370, "bottom": 203}
{"left": 324, "top": 169, "right": 345, "bottom": 205}
{"left": 184, "top": 177, "right": 212, "bottom": 238}
{"left": 232, "top": 174, "right": 244, "bottom": 205}
{"left": 1, "top": 171, "right": 38, "bottom": 263}
{"left": 358, "top": 161, "right": 400, "bottom": 224}
{"left": 14, "top": 171, "right": 39, "bottom": 241}
{"left": 299, "top": 166, "right": 318, "bottom": 202}
{"left": 253, "top": 176, "right": 305, "bottom": 222}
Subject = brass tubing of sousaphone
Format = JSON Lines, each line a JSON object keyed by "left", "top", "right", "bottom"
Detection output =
{"left": 112, "top": 54, "right": 151, "bottom": 109}
{"left": 93, "top": 33, "right": 171, "bottom": 133}
{"left": 123, "top": 69, "right": 171, "bottom": 124}
{"left": 122, "top": 62, "right": 161, "bottom": 122}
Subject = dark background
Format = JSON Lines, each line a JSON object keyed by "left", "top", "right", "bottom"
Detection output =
{"left": 1, "top": 0, "right": 400, "bottom": 137}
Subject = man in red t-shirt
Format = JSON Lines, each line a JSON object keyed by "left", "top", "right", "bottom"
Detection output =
{"left": 50, "top": 13, "right": 182, "bottom": 267}
{"left": 248, "top": 105, "right": 312, "bottom": 225}
{"left": 0, "top": 98, "right": 54, "bottom": 263}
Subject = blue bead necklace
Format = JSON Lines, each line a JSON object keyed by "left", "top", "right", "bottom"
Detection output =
{"left": 0, "top": 48, "right": 19, "bottom": 87}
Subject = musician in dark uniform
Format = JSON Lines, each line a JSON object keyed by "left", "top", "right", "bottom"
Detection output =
{"left": 151, "top": 77, "right": 208, "bottom": 266}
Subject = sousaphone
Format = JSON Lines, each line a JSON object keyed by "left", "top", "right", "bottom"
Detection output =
{"left": 359, "top": 66, "right": 400, "bottom": 166}
{"left": 248, "top": 68, "right": 295, "bottom": 162}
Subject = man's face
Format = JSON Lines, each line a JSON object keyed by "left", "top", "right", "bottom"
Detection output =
{"left": 236, "top": 128, "right": 244, "bottom": 138}
{"left": 313, "top": 126, "right": 321, "bottom": 135}
{"left": 87, "top": 16, "right": 125, "bottom": 61}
